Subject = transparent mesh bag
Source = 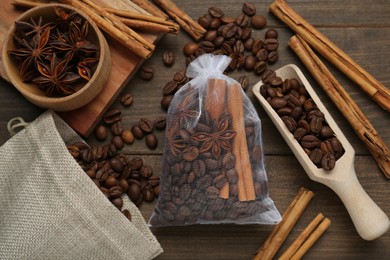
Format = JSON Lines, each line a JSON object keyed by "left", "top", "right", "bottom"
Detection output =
{"left": 149, "top": 54, "right": 281, "bottom": 226}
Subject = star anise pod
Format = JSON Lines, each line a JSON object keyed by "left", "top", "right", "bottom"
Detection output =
{"left": 192, "top": 116, "right": 236, "bottom": 159}
{"left": 51, "top": 21, "right": 98, "bottom": 61}
{"left": 14, "top": 16, "right": 54, "bottom": 38}
{"left": 33, "top": 53, "right": 80, "bottom": 96}
{"left": 8, "top": 27, "right": 52, "bottom": 82}
{"left": 169, "top": 90, "right": 200, "bottom": 130}
{"left": 54, "top": 6, "right": 82, "bottom": 29}
{"left": 77, "top": 57, "right": 99, "bottom": 80}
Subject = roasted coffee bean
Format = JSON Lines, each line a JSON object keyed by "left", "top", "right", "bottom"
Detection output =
{"left": 303, "top": 99, "right": 317, "bottom": 112}
{"left": 183, "top": 146, "right": 199, "bottom": 161}
{"left": 120, "top": 92, "right": 133, "bottom": 107}
{"left": 139, "top": 165, "right": 153, "bottom": 179}
{"left": 293, "top": 127, "right": 308, "bottom": 141}
{"left": 270, "top": 97, "right": 287, "bottom": 109}
{"left": 256, "top": 48, "right": 268, "bottom": 61}
{"left": 262, "top": 69, "right": 276, "bottom": 83}
{"left": 111, "top": 197, "right": 123, "bottom": 209}
{"left": 233, "top": 40, "right": 245, "bottom": 54}
{"left": 186, "top": 55, "right": 196, "bottom": 66}
{"left": 145, "top": 133, "right": 158, "bottom": 149}
{"left": 139, "top": 118, "right": 153, "bottom": 134}
{"left": 268, "top": 51, "right": 278, "bottom": 64}
{"left": 162, "top": 50, "right": 175, "bottom": 66}
{"left": 241, "top": 27, "right": 252, "bottom": 41}
{"left": 110, "top": 157, "right": 124, "bottom": 173}
{"left": 148, "top": 176, "right": 160, "bottom": 187}
{"left": 103, "top": 109, "right": 121, "bottom": 125}
{"left": 301, "top": 135, "right": 321, "bottom": 149}
{"left": 111, "top": 121, "right": 123, "bottom": 136}
{"left": 183, "top": 42, "right": 199, "bottom": 56}
{"left": 238, "top": 75, "right": 249, "bottom": 91}
{"left": 200, "top": 40, "right": 215, "bottom": 52}
{"left": 282, "top": 116, "right": 297, "bottom": 132}
{"left": 242, "top": 2, "right": 256, "bottom": 16}
{"left": 154, "top": 117, "right": 166, "bottom": 130}
{"left": 105, "top": 175, "right": 118, "bottom": 188}
{"left": 270, "top": 76, "right": 283, "bottom": 87}
{"left": 222, "top": 23, "right": 237, "bottom": 38}
{"left": 220, "top": 16, "right": 235, "bottom": 24}
{"left": 265, "top": 28, "right": 278, "bottom": 39}
{"left": 94, "top": 125, "right": 108, "bottom": 141}
{"left": 221, "top": 42, "right": 233, "bottom": 55}
{"left": 244, "top": 38, "right": 255, "bottom": 50}
{"left": 205, "top": 186, "right": 220, "bottom": 199}
{"left": 208, "top": 6, "right": 224, "bottom": 18}
{"left": 204, "top": 30, "right": 218, "bottom": 42}
{"left": 111, "top": 136, "right": 124, "bottom": 150}
{"left": 129, "top": 157, "right": 143, "bottom": 170}
{"left": 118, "top": 179, "right": 129, "bottom": 193}
{"left": 131, "top": 125, "right": 144, "bottom": 139}
{"left": 139, "top": 65, "right": 153, "bottom": 80}
{"left": 198, "top": 16, "right": 210, "bottom": 29}
{"left": 266, "top": 87, "right": 277, "bottom": 98}
{"left": 127, "top": 183, "right": 141, "bottom": 201}
{"left": 265, "top": 38, "right": 279, "bottom": 51}
{"left": 209, "top": 17, "right": 222, "bottom": 29}
{"left": 321, "top": 152, "right": 336, "bottom": 170}
{"left": 251, "top": 15, "right": 266, "bottom": 29}
{"left": 291, "top": 106, "right": 303, "bottom": 120}
{"left": 173, "top": 70, "right": 187, "bottom": 85}
{"left": 277, "top": 107, "right": 292, "bottom": 117}
{"left": 310, "top": 117, "right": 324, "bottom": 134}
{"left": 235, "top": 13, "right": 250, "bottom": 27}
{"left": 213, "top": 36, "right": 225, "bottom": 48}
{"left": 251, "top": 39, "right": 263, "bottom": 54}
{"left": 160, "top": 95, "right": 174, "bottom": 110}
{"left": 310, "top": 148, "right": 323, "bottom": 164}
{"left": 254, "top": 61, "right": 266, "bottom": 75}
{"left": 142, "top": 185, "right": 155, "bottom": 202}
{"left": 320, "top": 126, "right": 334, "bottom": 139}
{"left": 244, "top": 55, "right": 256, "bottom": 70}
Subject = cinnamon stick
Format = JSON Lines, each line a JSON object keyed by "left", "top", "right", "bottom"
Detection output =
{"left": 279, "top": 213, "right": 330, "bottom": 260}
{"left": 131, "top": 0, "right": 169, "bottom": 19}
{"left": 253, "top": 187, "right": 314, "bottom": 260}
{"left": 269, "top": 0, "right": 390, "bottom": 112}
{"left": 153, "top": 0, "right": 206, "bottom": 40}
{"left": 118, "top": 17, "right": 178, "bottom": 34}
{"left": 204, "top": 79, "right": 229, "bottom": 199}
{"left": 12, "top": 0, "right": 39, "bottom": 8}
{"left": 289, "top": 35, "right": 390, "bottom": 179}
{"left": 60, "top": 0, "right": 154, "bottom": 59}
{"left": 227, "top": 84, "right": 256, "bottom": 201}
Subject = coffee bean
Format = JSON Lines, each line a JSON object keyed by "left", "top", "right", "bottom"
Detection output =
{"left": 310, "top": 117, "right": 324, "bottom": 134}
{"left": 162, "top": 50, "right": 175, "bottom": 66}
{"left": 209, "top": 18, "right": 222, "bottom": 29}
{"left": 291, "top": 106, "right": 303, "bottom": 120}
{"left": 110, "top": 157, "right": 124, "bottom": 173}
{"left": 321, "top": 152, "right": 336, "bottom": 170}
{"left": 233, "top": 40, "right": 245, "bottom": 54}
{"left": 118, "top": 179, "right": 129, "bottom": 193}
{"left": 148, "top": 176, "right": 160, "bottom": 187}
{"left": 139, "top": 118, "right": 153, "bottom": 134}
{"left": 208, "top": 6, "right": 224, "bottom": 18}
{"left": 254, "top": 61, "right": 266, "bottom": 75}
{"left": 139, "top": 65, "right": 153, "bottom": 80}
{"left": 200, "top": 40, "right": 215, "bottom": 53}
{"left": 251, "top": 15, "right": 266, "bottom": 29}
{"left": 270, "top": 76, "right": 283, "bottom": 87}
{"left": 111, "top": 121, "right": 123, "bottom": 136}
{"left": 183, "top": 146, "right": 199, "bottom": 161}
{"left": 154, "top": 117, "right": 166, "bottom": 130}
{"left": 213, "top": 36, "right": 225, "bottom": 48}
{"left": 244, "top": 55, "right": 256, "bottom": 70}
{"left": 301, "top": 135, "right": 321, "bottom": 149}
{"left": 265, "top": 38, "right": 279, "bottom": 51}
{"left": 236, "top": 13, "right": 250, "bottom": 27}
{"left": 129, "top": 157, "right": 143, "bottom": 170}
{"left": 160, "top": 95, "right": 174, "bottom": 110}
{"left": 205, "top": 186, "right": 219, "bottom": 199}
{"left": 173, "top": 70, "right": 187, "bottom": 85}
{"left": 127, "top": 183, "right": 141, "bottom": 202}
{"left": 145, "top": 133, "right": 158, "bottom": 149}
{"left": 277, "top": 107, "right": 292, "bottom": 117}
{"left": 268, "top": 51, "right": 278, "bottom": 64}
{"left": 142, "top": 185, "right": 155, "bottom": 202}
{"left": 111, "top": 197, "right": 123, "bottom": 209}
{"left": 222, "top": 23, "right": 237, "bottom": 38}
{"left": 198, "top": 16, "right": 210, "bottom": 29}
{"left": 121, "top": 130, "right": 134, "bottom": 145}
{"left": 118, "top": 93, "right": 134, "bottom": 109}
{"left": 94, "top": 125, "right": 108, "bottom": 141}
{"left": 122, "top": 209, "right": 132, "bottom": 221}
{"left": 238, "top": 75, "right": 249, "bottom": 91}
{"left": 293, "top": 127, "right": 308, "bottom": 141}
{"left": 242, "top": 2, "right": 256, "bottom": 16}
{"left": 244, "top": 38, "right": 255, "bottom": 50}
{"left": 262, "top": 69, "right": 276, "bottom": 83}
{"left": 310, "top": 148, "right": 323, "bottom": 164}
{"left": 241, "top": 27, "right": 252, "bottom": 41}
{"left": 111, "top": 136, "right": 124, "bottom": 150}
{"left": 320, "top": 126, "right": 334, "bottom": 139}
{"left": 270, "top": 97, "right": 287, "bottom": 109}
{"left": 183, "top": 42, "right": 199, "bottom": 56}
{"left": 103, "top": 109, "right": 121, "bottom": 125}
{"left": 256, "top": 48, "right": 268, "bottom": 61}
{"left": 282, "top": 116, "right": 297, "bottom": 132}
{"left": 220, "top": 16, "right": 235, "bottom": 24}
{"left": 204, "top": 30, "right": 218, "bottom": 42}
{"left": 131, "top": 125, "right": 144, "bottom": 139}
{"left": 265, "top": 28, "right": 278, "bottom": 39}
{"left": 251, "top": 39, "right": 263, "bottom": 54}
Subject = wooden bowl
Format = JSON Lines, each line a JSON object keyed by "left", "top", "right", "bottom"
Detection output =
{"left": 2, "top": 3, "right": 111, "bottom": 111}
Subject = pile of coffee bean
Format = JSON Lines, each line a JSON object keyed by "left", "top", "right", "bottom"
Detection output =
{"left": 95, "top": 108, "right": 165, "bottom": 150}
{"left": 67, "top": 142, "right": 160, "bottom": 213}
{"left": 259, "top": 73, "right": 345, "bottom": 170}
{"left": 150, "top": 93, "right": 268, "bottom": 226}
{"left": 160, "top": 70, "right": 190, "bottom": 111}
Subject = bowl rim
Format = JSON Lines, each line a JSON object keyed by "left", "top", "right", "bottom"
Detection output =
{"left": 2, "top": 3, "right": 107, "bottom": 104}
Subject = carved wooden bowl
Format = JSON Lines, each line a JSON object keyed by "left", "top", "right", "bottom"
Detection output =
{"left": 2, "top": 3, "right": 111, "bottom": 111}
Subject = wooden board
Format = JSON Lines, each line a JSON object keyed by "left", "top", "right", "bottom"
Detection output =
{"left": 0, "top": 0, "right": 161, "bottom": 137}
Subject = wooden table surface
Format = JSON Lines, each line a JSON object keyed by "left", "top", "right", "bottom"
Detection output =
{"left": 0, "top": 0, "right": 389, "bottom": 259}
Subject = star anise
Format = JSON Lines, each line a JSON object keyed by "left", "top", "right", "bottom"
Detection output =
{"left": 54, "top": 6, "right": 82, "bottom": 29}
{"left": 8, "top": 28, "right": 52, "bottom": 82}
{"left": 77, "top": 57, "right": 99, "bottom": 80}
{"left": 14, "top": 16, "right": 53, "bottom": 38}
{"left": 192, "top": 116, "right": 236, "bottom": 159}
{"left": 51, "top": 21, "right": 98, "bottom": 61}
{"left": 33, "top": 53, "right": 80, "bottom": 96}
{"left": 169, "top": 90, "right": 200, "bottom": 130}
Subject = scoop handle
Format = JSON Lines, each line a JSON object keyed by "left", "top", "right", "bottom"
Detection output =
{"left": 331, "top": 171, "right": 389, "bottom": 240}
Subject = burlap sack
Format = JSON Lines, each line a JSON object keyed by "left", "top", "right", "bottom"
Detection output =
{"left": 0, "top": 110, "right": 163, "bottom": 260}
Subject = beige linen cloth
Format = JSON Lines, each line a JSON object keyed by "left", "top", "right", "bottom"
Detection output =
{"left": 0, "top": 110, "right": 163, "bottom": 259}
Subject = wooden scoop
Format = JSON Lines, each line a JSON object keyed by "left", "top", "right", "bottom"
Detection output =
{"left": 252, "top": 64, "right": 389, "bottom": 240}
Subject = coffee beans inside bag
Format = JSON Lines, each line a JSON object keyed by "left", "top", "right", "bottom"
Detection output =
{"left": 149, "top": 54, "right": 281, "bottom": 226}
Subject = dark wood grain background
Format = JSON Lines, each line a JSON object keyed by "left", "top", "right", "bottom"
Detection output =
{"left": 0, "top": 0, "right": 389, "bottom": 259}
